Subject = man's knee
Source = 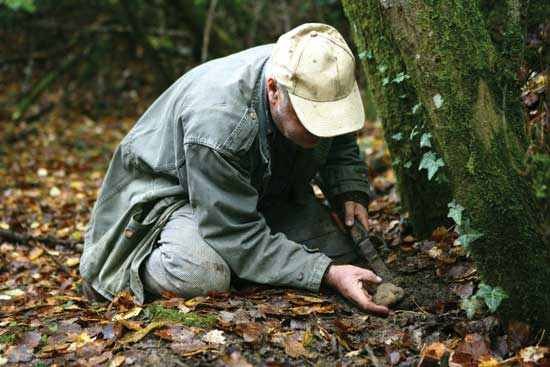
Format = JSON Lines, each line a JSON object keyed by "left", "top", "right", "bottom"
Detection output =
{"left": 142, "top": 244, "right": 231, "bottom": 298}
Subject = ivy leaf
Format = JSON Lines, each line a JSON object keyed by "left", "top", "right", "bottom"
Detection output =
{"left": 433, "top": 94, "right": 444, "bottom": 109}
{"left": 382, "top": 77, "right": 390, "bottom": 86}
{"left": 409, "top": 125, "right": 420, "bottom": 140}
{"left": 420, "top": 133, "right": 432, "bottom": 148}
{"left": 447, "top": 200, "right": 464, "bottom": 226}
{"left": 476, "top": 283, "right": 508, "bottom": 312}
{"left": 457, "top": 231, "right": 483, "bottom": 250}
{"left": 391, "top": 132, "right": 403, "bottom": 141}
{"left": 412, "top": 103, "right": 422, "bottom": 114}
{"left": 358, "top": 49, "right": 373, "bottom": 60}
{"left": 460, "top": 296, "right": 483, "bottom": 319}
{"left": 403, "top": 161, "right": 412, "bottom": 169}
{"left": 392, "top": 72, "right": 410, "bottom": 83}
{"left": 377, "top": 63, "right": 388, "bottom": 74}
{"left": 419, "top": 151, "right": 445, "bottom": 180}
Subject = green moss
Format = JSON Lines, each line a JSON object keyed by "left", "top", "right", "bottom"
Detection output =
{"left": 0, "top": 333, "right": 16, "bottom": 344}
{"left": 146, "top": 304, "right": 217, "bottom": 328}
{"left": 342, "top": 0, "right": 550, "bottom": 329}
{"left": 342, "top": 0, "right": 453, "bottom": 236}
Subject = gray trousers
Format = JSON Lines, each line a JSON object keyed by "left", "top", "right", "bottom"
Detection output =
{"left": 141, "top": 198, "right": 360, "bottom": 298}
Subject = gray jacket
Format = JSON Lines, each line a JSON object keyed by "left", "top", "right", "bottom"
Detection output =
{"left": 80, "top": 45, "right": 371, "bottom": 303}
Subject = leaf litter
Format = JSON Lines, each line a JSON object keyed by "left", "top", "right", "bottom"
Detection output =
{"left": 0, "top": 102, "right": 548, "bottom": 365}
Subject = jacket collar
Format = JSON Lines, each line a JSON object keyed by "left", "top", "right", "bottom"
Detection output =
{"left": 252, "top": 58, "right": 272, "bottom": 182}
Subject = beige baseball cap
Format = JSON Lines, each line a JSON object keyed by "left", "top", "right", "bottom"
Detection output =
{"left": 270, "top": 23, "right": 365, "bottom": 137}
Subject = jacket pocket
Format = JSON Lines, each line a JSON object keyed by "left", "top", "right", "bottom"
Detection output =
{"left": 222, "top": 107, "right": 259, "bottom": 156}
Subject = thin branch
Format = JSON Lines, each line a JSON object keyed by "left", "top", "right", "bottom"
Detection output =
{"left": 201, "top": 0, "right": 218, "bottom": 62}
{"left": 0, "top": 229, "right": 79, "bottom": 249}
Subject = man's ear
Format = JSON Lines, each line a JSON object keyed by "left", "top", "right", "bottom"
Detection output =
{"left": 266, "top": 77, "right": 279, "bottom": 106}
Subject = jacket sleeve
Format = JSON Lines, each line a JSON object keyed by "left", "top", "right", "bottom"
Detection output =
{"left": 184, "top": 142, "right": 332, "bottom": 291}
{"left": 319, "top": 133, "right": 372, "bottom": 202}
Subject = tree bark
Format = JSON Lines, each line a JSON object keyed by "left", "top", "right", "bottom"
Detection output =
{"left": 342, "top": 0, "right": 550, "bottom": 328}
{"left": 342, "top": 1, "right": 453, "bottom": 237}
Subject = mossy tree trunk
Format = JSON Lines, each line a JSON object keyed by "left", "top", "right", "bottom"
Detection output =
{"left": 342, "top": 0, "right": 550, "bottom": 328}
{"left": 345, "top": 2, "right": 454, "bottom": 237}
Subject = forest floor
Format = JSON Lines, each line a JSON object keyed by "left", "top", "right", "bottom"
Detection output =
{"left": 0, "top": 103, "right": 548, "bottom": 366}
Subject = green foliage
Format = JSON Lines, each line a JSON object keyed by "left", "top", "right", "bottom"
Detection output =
{"left": 529, "top": 153, "right": 550, "bottom": 199}
{"left": 460, "top": 296, "right": 483, "bottom": 319}
{"left": 476, "top": 283, "right": 509, "bottom": 312}
{"left": 391, "top": 132, "right": 403, "bottom": 141}
{"left": 0, "top": 333, "right": 15, "bottom": 344}
{"left": 419, "top": 151, "right": 445, "bottom": 180}
{"left": 460, "top": 283, "right": 508, "bottom": 319}
{"left": 447, "top": 200, "right": 464, "bottom": 227}
{"left": 358, "top": 49, "right": 373, "bottom": 60}
{"left": 457, "top": 232, "right": 483, "bottom": 250}
{"left": 377, "top": 63, "right": 388, "bottom": 74}
{"left": 409, "top": 125, "right": 420, "bottom": 140}
{"left": 411, "top": 102, "right": 422, "bottom": 114}
{"left": 447, "top": 200, "right": 484, "bottom": 251}
{"left": 420, "top": 133, "right": 432, "bottom": 148}
{"left": 0, "top": 0, "right": 35, "bottom": 12}
{"left": 392, "top": 72, "right": 410, "bottom": 83}
{"left": 432, "top": 93, "right": 444, "bottom": 109}
{"left": 146, "top": 304, "right": 217, "bottom": 328}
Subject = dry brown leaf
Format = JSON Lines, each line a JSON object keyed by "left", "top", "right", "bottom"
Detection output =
{"left": 118, "top": 320, "right": 169, "bottom": 345}
{"left": 287, "top": 304, "right": 335, "bottom": 316}
{"left": 282, "top": 332, "right": 314, "bottom": 359}
{"left": 235, "top": 322, "right": 264, "bottom": 344}
{"left": 222, "top": 350, "right": 253, "bottom": 367}
{"left": 112, "top": 306, "right": 142, "bottom": 321}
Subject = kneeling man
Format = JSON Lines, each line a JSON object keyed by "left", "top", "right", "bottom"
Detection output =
{"left": 80, "top": 23, "right": 389, "bottom": 315}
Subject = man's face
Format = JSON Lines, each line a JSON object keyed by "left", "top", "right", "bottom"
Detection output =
{"left": 266, "top": 77, "right": 320, "bottom": 149}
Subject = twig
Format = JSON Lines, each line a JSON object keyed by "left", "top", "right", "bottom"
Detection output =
{"left": 365, "top": 345, "right": 381, "bottom": 367}
{"left": 411, "top": 297, "right": 431, "bottom": 315}
{"left": 120, "top": 0, "right": 174, "bottom": 88}
{"left": 0, "top": 229, "right": 78, "bottom": 249}
{"left": 201, "top": 0, "right": 218, "bottom": 62}
{"left": 35, "top": 242, "right": 72, "bottom": 275}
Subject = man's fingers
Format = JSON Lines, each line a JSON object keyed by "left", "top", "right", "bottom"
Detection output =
{"left": 344, "top": 201, "right": 355, "bottom": 226}
{"left": 349, "top": 285, "right": 389, "bottom": 316}
{"left": 355, "top": 204, "right": 369, "bottom": 229}
{"left": 360, "top": 299, "right": 390, "bottom": 315}
{"left": 357, "top": 268, "right": 382, "bottom": 283}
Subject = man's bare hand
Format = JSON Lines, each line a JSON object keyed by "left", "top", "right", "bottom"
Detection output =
{"left": 344, "top": 201, "right": 369, "bottom": 229}
{"left": 324, "top": 264, "right": 389, "bottom": 315}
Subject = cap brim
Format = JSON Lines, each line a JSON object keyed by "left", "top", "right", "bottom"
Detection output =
{"left": 288, "top": 82, "right": 365, "bottom": 138}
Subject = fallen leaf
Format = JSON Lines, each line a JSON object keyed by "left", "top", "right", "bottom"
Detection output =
{"left": 3, "top": 289, "right": 25, "bottom": 298}
{"left": 6, "top": 344, "right": 33, "bottom": 363}
{"left": 21, "top": 331, "right": 41, "bottom": 348}
{"left": 282, "top": 332, "right": 313, "bottom": 359}
{"left": 222, "top": 349, "right": 253, "bottom": 367}
{"left": 235, "top": 322, "right": 264, "bottom": 344}
{"left": 65, "top": 257, "right": 80, "bottom": 267}
{"left": 202, "top": 329, "right": 226, "bottom": 345}
{"left": 119, "top": 321, "right": 169, "bottom": 345}
{"left": 105, "top": 354, "right": 125, "bottom": 367}
{"left": 29, "top": 247, "right": 44, "bottom": 260}
{"left": 49, "top": 186, "right": 61, "bottom": 197}
{"left": 112, "top": 306, "right": 142, "bottom": 321}
{"left": 288, "top": 304, "right": 335, "bottom": 316}
{"left": 519, "top": 346, "right": 549, "bottom": 364}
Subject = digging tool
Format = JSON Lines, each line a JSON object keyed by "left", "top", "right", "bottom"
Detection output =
{"left": 349, "top": 221, "right": 405, "bottom": 307}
